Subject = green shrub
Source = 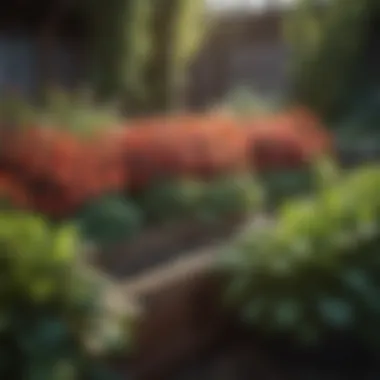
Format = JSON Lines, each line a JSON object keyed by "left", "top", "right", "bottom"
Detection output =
{"left": 261, "top": 157, "right": 340, "bottom": 207}
{"left": 216, "top": 86, "right": 281, "bottom": 117}
{"left": 139, "top": 175, "right": 264, "bottom": 225}
{"left": 139, "top": 178, "right": 205, "bottom": 224}
{"left": 259, "top": 167, "right": 314, "bottom": 206}
{"left": 0, "top": 210, "right": 133, "bottom": 379}
{"left": 198, "top": 174, "right": 264, "bottom": 223}
{"left": 0, "top": 89, "right": 121, "bottom": 136}
{"left": 77, "top": 194, "right": 144, "bottom": 247}
{"left": 221, "top": 164, "right": 380, "bottom": 346}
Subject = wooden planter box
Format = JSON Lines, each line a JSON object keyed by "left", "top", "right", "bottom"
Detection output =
{"left": 107, "top": 247, "right": 292, "bottom": 380}
{"left": 112, "top": 250, "right": 380, "bottom": 380}
{"left": 120, "top": 250, "right": 232, "bottom": 380}
{"left": 93, "top": 214, "right": 380, "bottom": 379}
{"left": 93, "top": 216, "right": 274, "bottom": 379}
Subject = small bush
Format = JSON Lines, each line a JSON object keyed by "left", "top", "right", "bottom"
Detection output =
{"left": 139, "top": 174, "right": 264, "bottom": 225}
{"left": 198, "top": 174, "right": 264, "bottom": 223}
{"left": 0, "top": 210, "right": 133, "bottom": 379}
{"left": 77, "top": 194, "right": 144, "bottom": 247}
{"left": 221, "top": 164, "right": 380, "bottom": 347}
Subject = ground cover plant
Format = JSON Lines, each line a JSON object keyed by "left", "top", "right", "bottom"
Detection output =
{"left": 0, "top": 208, "right": 134, "bottom": 380}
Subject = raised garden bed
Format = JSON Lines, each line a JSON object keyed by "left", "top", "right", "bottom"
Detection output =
{"left": 107, "top": 245, "right": 380, "bottom": 380}
{"left": 93, "top": 201, "right": 380, "bottom": 380}
{"left": 90, "top": 164, "right": 380, "bottom": 380}
{"left": 87, "top": 215, "right": 279, "bottom": 378}
{"left": 94, "top": 216, "right": 280, "bottom": 379}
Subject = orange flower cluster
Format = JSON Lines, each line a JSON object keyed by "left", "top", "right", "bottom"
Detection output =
{"left": 0, "top": 127, "right": 126, "bottom": 217}
{"left": 0, "top": 108, "right": 331, "bottom": 218}
{"left": 243, "top": 107, "right": 332, "bottom": 170}
{"left": 0, "top": 172, "right": 29, "bottom": 208}
{"left": 123, "top": 114, "right": 248, "bottom": 189}
{"left": 123, "top": 109, "right": 331, "bottom": 188}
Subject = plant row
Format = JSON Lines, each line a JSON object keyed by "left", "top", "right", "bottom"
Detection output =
{"left": 0, "top": 209, "right": 133, "bottom": 379}
{"left": 76, "top": 175, "right": 264, "bottom": 247}
{"left": 0, "top": 95, "right": 331, "bottom": 220}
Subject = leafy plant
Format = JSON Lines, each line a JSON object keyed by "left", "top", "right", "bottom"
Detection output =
{"left": 41, "top": 88, "right": 122, "bottom": 137}
{"left": 138, "top": 174, "right": 264, "bottom": 225}
{"left": 138, "top": 178, "right": 205, "bottom": 224}
{"left": 218, "top": 86, "right": 281, "bottom": 117}
{"left": 286, "top": 0, "right": 372, "bottom": 120}
{"left": 244, "top": 108, "right": 332, "bottom": 175}
{"left": 0, "top": 210, "right": 133, "bottom": 379}
{"left": 0, "top": 91, "right": 127, "bottom": 219}
{"left": 77, "top": 194, "right": 144, "bottom": 247}
{"left": 261, "top": 155, "right": 340, "bottom": 206}
{"left": 221, "top": 164, "right": 380, "bottom": 347}
{"left": 198, "top": 174, "right": 264, "bottom": 223}
{"left": 0, "top": 90, "right": 122, "bottom": 136}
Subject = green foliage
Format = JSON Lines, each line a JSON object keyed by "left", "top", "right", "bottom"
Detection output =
{"left": 261, "top": 156, "right": 340, "bottom": 206}
{"left": 260, "top": 167, "right": 315, "bottom": 206}
{"left": 147, "top": 0, "right": 210, "bottom": 112}
{"left": 77, "top": 195, "right": 144, "bottom": 247}
{"left": 0, "top": 211, "right": 132, "bottom": 379}
{"left": 88, "top": 0, "right": 210, "bottom": 113}
{"left": 0, "top": 91, "right": 39, "bottom": 129}
{"left": 334, "top": 88, "right": 380, "bottom": 146}
{"left": 139, "top": 178, "right": 205, "bottom": 224}
{"left": 221, "top": 164, "right": 380, "bottom": 346}
{"left": 41, "top": 88, "right": 122, "bottom": 135}
{"left": 217, "top": 87, "right": 281, "bottom": 117}
{"left": 139, "top": 175, "right": 263, "bottom": 224}
{"left": 286, "top": 0, "right": 372, "bottom": 120}
{"left": 198, "top": 174, "right": 264, "bottom": 223}
{"left": 0, "top": 90, "right": 121, "bottom": 136}
{"left": 89, "top": 0, "right": 153, "bottom": 112}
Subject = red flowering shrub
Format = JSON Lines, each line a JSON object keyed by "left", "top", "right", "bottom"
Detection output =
{"left": 0, "top": 106, "right": 331, "bottom": 218}
{"left": 0, "top": 126, "right": 127, "bottom": 218}
{"left": 123, "top": 114, "right": 249, "bottom": 189}
{"left": 243, "top": 108, "right": 332, "bottom": 171}
{"left": 0, "top": 171, "right": 29, "bottom": 209}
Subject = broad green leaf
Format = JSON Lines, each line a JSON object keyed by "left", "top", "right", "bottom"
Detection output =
{"left": 29, "top": 279, "right": 55, "bottom": 302}
{"left": 317, "top": 297, "right": 354, "bottom": 328}
{"left": 272, "top": 298, "right": 302, "bottom": 330}
{"left": 52, "top": 225, "right": 78, "bottom": 262}
{"left": 242, "top": 298, "right": 266, "bottom": 324}
{"left": 341, "top": 269, "right": 371, "bottom": 294}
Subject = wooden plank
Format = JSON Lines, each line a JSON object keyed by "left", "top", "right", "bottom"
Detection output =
{"left": 119, "top": 248, "right": 217, "bottom": 298}
{"left": 93, "top": 217, "right": 245, "bottom": 280}
{"left": 113, "top": 246, "right": 230, "bottom": 379}
{"left": 98, "top": 215, "right": 273, "bottom": 378}
{"left": 84, "top": 263, "right": 142, "bottom": 320}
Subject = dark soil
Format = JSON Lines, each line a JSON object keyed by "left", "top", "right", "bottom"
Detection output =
{"left": 336, "top": 144, "right": 380, "bottom": 169}
{"left": 168, "top": 331, "right": 380, "bottom": 380}
{"left": 115, "top": 321, "right": 380, "bottom": 380}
